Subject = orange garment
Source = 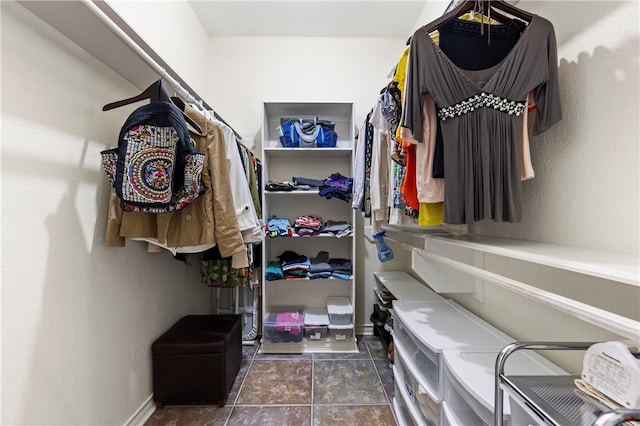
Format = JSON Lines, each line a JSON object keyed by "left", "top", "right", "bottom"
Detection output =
{"left": 400, "top": 143, "right": 419, "bottom": 211}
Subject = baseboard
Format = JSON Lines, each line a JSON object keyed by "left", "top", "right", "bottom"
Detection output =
{"left": 123, "top": 394, "right": 156, "bottom": 426}
{"left": 356, "top": 323, "right": 374, "bottom": 336}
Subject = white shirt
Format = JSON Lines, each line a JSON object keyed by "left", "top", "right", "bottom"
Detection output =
{"left": 211, "top": 117, "right": 263, "bottom": 244}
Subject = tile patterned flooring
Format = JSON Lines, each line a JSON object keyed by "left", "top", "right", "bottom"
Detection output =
{"left": 144, "top": 335, "right": 397, "bottom": 426}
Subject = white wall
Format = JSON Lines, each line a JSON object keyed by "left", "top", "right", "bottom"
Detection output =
{"left": 107, "top": 0, "right": 213, "bottom": 101}
{"left": 1, "top": 2, "right": 212, "bottom": 424}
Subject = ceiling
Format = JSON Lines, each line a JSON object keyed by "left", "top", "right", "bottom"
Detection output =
{"left": 188, "top": 1, "right": 431, "bottom": 38}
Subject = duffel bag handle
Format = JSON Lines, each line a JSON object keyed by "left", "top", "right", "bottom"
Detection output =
{"left": 293, "top": 119, "right": 321, "bottom": 143}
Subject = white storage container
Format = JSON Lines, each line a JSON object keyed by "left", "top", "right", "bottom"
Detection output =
{"left": 395, "top": 347, "right": 440, "bottom": 426}
{"left": 392, "top": 300, "right": 512, "bottom": 402}
{"left": 263, "top": 307, "right": 305, "bottom": 343}
{"left": 327, "top": 296, "right": 353, "bottom": 325}
{"left": 394, "top": 363, "right": 423, "bottom": 426}
{"left": 443, "top": 349, "right": 567, "bottom": 426}
{"left": 304, "top": 308, "right": 329, "bottom": 340}
{"left": 328, "top": 323, "right": 353, "bottom": 341}
{"left": 440, "top": 402, "right": 457, "bottom": 426}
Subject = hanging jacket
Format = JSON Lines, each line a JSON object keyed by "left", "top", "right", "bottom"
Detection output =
{"left": 105, "top": 104, "right": 247, "bottom": 265}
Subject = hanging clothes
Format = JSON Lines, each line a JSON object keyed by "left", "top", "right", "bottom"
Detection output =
{"left": 201, "top": 244, "right": 254, "bottom": 288}
{"left": 210, "top": 115, "right": 263, "bottom": 245}
{"left": 399, "top": 94, "right": 445, "bottom": 227}
{"left": 352, "top": 122, "right": 367, "bottom": 211}
{"left": 402, "top": 15, "right": 562, "bottom": 225}
{"left": 369, "top": 96, "right": 391, "bottom": 233}
{"left": 106, "top": 103, "right": 249, "bottom": 267}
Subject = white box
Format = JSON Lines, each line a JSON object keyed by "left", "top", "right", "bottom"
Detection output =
{"left": 327, "top": 296, "right": 353, "bottom": 325}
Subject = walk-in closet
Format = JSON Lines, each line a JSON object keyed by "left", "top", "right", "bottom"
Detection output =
{"left": 2, "top": 1, "right": 638, "bottom": 425}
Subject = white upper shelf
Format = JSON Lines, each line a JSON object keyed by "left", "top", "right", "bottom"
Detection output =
{"left": 381, "top": 227, "right": 639, "bottom": 287}
{"left": 426, "top": 234, "right": 639, "bottom": 287}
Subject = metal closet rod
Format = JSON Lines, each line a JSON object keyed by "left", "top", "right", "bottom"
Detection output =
{"left": 83, "top": 0, "right": 242, "bottom": 140}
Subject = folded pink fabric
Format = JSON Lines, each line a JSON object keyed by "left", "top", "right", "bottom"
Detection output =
{"left": 275, "top": 311, "right": 303, "bottom": 334}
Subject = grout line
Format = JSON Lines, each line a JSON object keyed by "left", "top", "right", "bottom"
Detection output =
{"left": 224, "top": 336, "right": 393, "bottom": 424}
{"left": 310, "top": 353, "right": 315, "bottom": 426}
{"left": 368, "top": 336, "right": 394, "bottom": 405}
{"left": 223, "top": 346, "right": 258, "bottom": 426}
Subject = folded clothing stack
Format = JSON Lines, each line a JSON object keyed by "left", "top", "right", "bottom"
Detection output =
{"left": 319, "top": 173, "right": 353, "bottom": 203}
{"left": 294, "top": 215, "right": 323, "bottom": 236}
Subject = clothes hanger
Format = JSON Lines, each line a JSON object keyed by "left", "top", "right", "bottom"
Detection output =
{"left": 421, "top": 0, "right": 533, "bottom": 35}
{"left": 102, "top": 80, "right": 202, "bottom": 134}
{"left": 102, "top": 80, "right": 162, "bottom": 111}
{"left": 170, "top": 95, "right": 186, "bottom": 110}
{"left": 170, "top": 96, "right": 203, "bottom": 134}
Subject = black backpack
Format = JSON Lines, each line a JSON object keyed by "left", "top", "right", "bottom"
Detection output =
{"left": 101, "top": 81, "right": 205, "bottom": 212}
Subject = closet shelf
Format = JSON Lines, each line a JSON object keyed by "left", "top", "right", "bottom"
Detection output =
{"left": 426, "top": 233, "right": 639, "bottom": 287}
{"left": 268, "top": 234, "right": 353, "bottom": 239}
{"left": 262, "top": 147, "right": 353, "bottom": 158}
{"left": 265, "top": 276, "right": 353, "bottom": 283}
{"left": 381, "top": 227, "right": 639, "bottom": 287}
{"left": 265, "top": 190, "right": 321, "bottom": 195}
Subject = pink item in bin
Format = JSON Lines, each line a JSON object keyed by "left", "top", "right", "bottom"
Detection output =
{"left": 275, "top": 311, "right": 303, "bottom": 334}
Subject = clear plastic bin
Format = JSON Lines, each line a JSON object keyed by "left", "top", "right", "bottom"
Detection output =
{"left": 304, "top": 308, "right": 329, "bottom": 340}
{"left": 328, "top": 323, "right": 353, "bottom": 341}
{"left": 327, "top": 296, "right": 353, "bottom": 325}
{"left": 263, "top": 308, "right": 304, "bottom": 343}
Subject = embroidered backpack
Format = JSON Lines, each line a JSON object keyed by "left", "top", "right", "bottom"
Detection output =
{"left": 101, "top": 82, "right": 205, "bottom": 212}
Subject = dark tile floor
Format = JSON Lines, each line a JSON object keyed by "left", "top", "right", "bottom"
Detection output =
{"left": 144, "top": 335, "right": 396, "bottom": 426}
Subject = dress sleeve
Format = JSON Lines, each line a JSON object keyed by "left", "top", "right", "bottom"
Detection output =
{"left": 401, "top": 31, "right": 427, "bottom": 143}
{"left": 532, "top": 20, "right": 562, "bottom": 135}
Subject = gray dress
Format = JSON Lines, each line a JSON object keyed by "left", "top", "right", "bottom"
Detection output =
{"left": 401, "top": 15, "right": 562, "bottom": 225}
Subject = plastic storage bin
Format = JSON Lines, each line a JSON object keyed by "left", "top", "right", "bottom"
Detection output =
{"left": 327, "top": 296, "right": 353, "bottom": 325}
{"left": 395, "top": 359, "right": 432, "bottom": 426}
{"left": 443, "top": 349, "right": 567, "bottom": 426}
{"left": 328, "top": 323, "right": 354, "bottom": 341}
{"left": 304, "top": 308, "right": 329, "bottom": 340}
{"left": 396, "top": 347, "right": 440, "bottom": 425}
{"left": 392, "top": 300, "right": 512, "bottom": 402}
{"left": 263, "top": 308, "right": 304, "bottom": 343}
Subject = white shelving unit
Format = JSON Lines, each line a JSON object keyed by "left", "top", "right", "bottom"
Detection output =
{"left": 259, "top": 102, "right": 357, "bottom": 353}
{"left": 376, "top": 227, "right": 640, "bottom": 342}
{"left": 373, "top": 271, "right": 444, "bottom": 301}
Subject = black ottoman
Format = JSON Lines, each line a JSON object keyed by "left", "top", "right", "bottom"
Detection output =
{"left": 152, "top": 314, "right": 242, "bottom": 408}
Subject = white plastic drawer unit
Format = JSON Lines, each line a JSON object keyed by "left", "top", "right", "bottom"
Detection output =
{"left": 442, "top": 349, "right": 567, "bottom": 426}
{"left": 395, "top": 348, "right": 440, "bottom": 426}
{"left": 392, "top": 300, "right": 513, "bottom": 402}
{"left": 394, "top": 363, "right": 420, "bottom": 426}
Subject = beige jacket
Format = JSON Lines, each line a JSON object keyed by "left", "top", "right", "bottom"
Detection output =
{"left": 105, "top": 104, "right": 246, "bottom": 261}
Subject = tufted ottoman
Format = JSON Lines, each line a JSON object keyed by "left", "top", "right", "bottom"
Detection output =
{"left": 152, "top": 314, "right": 242, "bottom": 408}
